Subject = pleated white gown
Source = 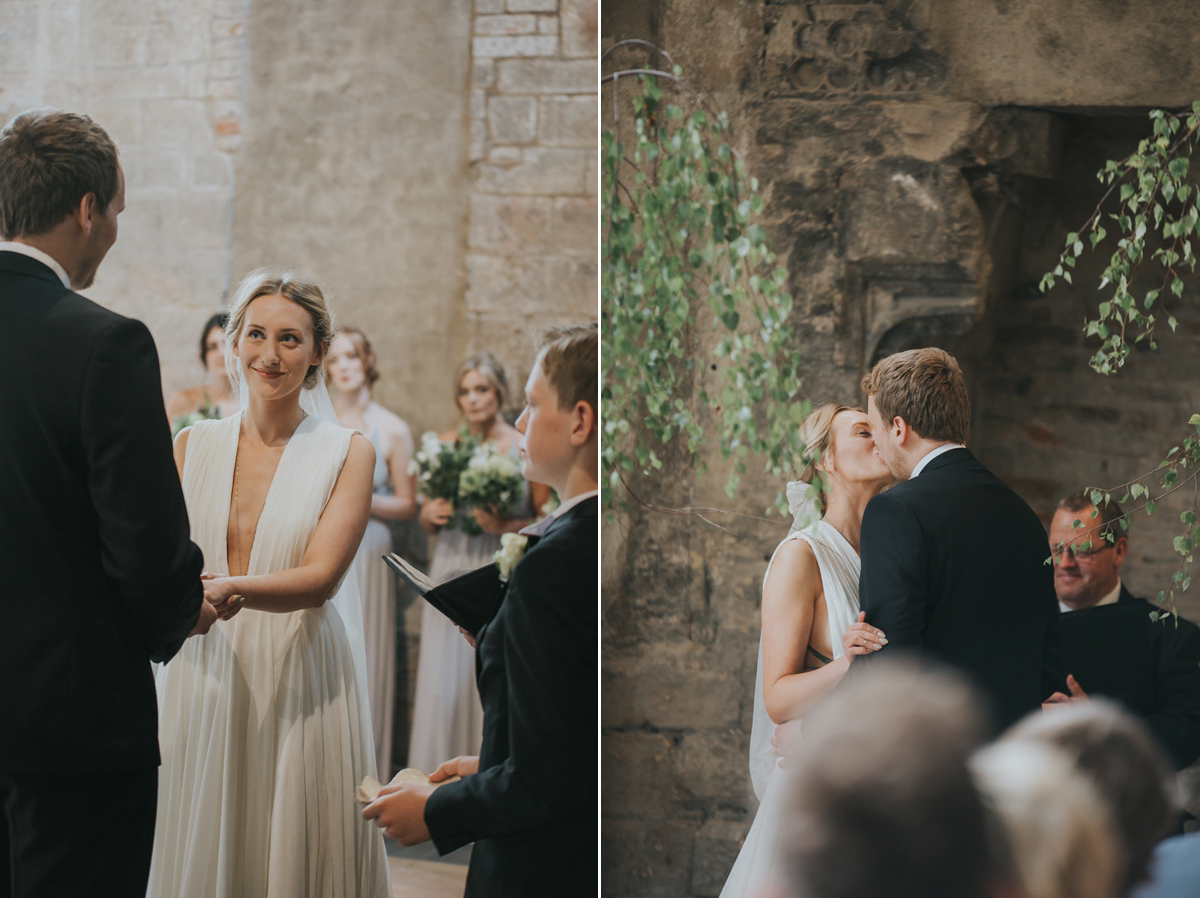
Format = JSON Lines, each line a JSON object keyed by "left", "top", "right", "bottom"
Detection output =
{"left": 148, "top": 414, "right": 390, "bottom": 898}
{"left": 719, "top": 520, "right": 862, "bottom": 898}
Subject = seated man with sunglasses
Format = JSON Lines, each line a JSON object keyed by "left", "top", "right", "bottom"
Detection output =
{"left": 1048, "top": 491, "right": 1200, "bottom": 772}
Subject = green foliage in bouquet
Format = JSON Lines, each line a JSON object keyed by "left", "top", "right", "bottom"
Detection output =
{"left": 457, "top": 442, "right": 525, "bottom": 537}
{"left": 1042, "top": 102, "right": 1200, "bottom": 618}
{"left": 409, "top": 427, "right": 480, "bottom": 532}
{"left": 171, "top": 395, "right": 221, "bottom": 438}
{"left": 602, "top": 46, "right": 807, "bottom": 516}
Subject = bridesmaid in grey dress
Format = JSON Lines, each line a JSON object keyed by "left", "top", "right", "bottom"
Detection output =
{"left": 408, "top": 352, "right": 550, "bottom": 774}
{"left": 328, "top": 327, "right": 417, "bottom": 779}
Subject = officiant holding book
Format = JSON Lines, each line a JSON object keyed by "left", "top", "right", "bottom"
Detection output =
{"left": 364, "top": 325, "right": 598, "bottom": 898}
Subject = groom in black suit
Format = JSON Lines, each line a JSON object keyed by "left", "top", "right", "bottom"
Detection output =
{"left": 856, "top": 348, "right": 1060, "bottom": 732}
{"left": 0, "top": 109, "right": 211, "bottom": 897}
{"left": 365, "top": 326, "right": 597, "bottom": 898}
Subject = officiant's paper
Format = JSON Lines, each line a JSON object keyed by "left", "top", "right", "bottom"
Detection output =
{"left": 355, "top": 768, "right": 462, "bottom": 804}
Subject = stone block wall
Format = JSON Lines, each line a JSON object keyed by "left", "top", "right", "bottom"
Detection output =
{"left": 0, "top": 0, "right": 246, "bottom": 396}
{"left": 603, "top": 2, "right": 1200, "bottom": 895}
{"left": 464, "top": 0, "right": 597, "bottom": 405}
{"left": 2, "top": 0, "right": 597, "bottom": 435}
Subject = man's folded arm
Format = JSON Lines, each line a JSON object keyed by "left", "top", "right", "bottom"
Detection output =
{"left": 82, "top": 317, "right": 204, "bottom": 662}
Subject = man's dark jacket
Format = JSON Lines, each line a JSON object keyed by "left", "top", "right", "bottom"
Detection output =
{"left": 857, "top": 448, "right": 1062, "bottom": 732}
{"left": 425, "top": 496, "right": 597, "bottom": 898}
{"left": 1060, "top": 585, "right": 1200, "bottom": 770}
{"left": 0, "top": 250, "right": 203, "bottom": 773}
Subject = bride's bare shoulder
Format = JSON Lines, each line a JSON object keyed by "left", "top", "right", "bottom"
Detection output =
{"left": 764, "top": 537, "right": 822, "bottom": 599}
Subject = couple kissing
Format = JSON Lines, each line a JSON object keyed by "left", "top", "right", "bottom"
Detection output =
{"left": 721, "top": 347, "right": 1060, "bottom": 898}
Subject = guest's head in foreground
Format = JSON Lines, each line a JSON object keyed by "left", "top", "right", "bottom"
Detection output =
{"left": 971, "top": 739, "right": 1120, "bottom": 898}
{"left": 795, "top": 403, "right": 893, "bottom": 516}
{"left": 516, "top": 324, "right": 597, "bottom": 500}
{"left": 1003, "top": 700, "right": 1176, "bottom": 891}
{"left": 0, "top": 108, "right": 123, "bottom": 290}
{"left": 1049, "top": 492, "right": 1128, "bottom": 610}
{"left": 454, "top": 351, "right": 510, "bottom": 434}
{"left": 860, "top": 347, "right": 970, "bottom": 480}
{"left": 225, "top": 270, "right": 332, "bottom": 401}
{"left": 785, "top": 659, "right": 994, "bottom": 898}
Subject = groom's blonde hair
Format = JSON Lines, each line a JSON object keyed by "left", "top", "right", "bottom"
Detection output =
{"left": 861, "top": 348, "right": 970, "bottom": 444}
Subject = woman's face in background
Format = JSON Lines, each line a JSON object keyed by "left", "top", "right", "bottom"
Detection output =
{"left": 204, "top": 325, "right": 226, "bottom": 377}
{"left": 327, "top": 334, "right": 367, "bottom": 395}
{"left": 458, "top": 369, "right": 501, "bottom": 426}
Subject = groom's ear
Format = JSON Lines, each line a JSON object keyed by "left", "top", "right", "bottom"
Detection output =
{"left": 892, "top": 416, "right": 911, "bottom": 444}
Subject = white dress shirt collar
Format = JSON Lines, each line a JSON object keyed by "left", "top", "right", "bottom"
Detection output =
{"left": 0, "top": 242, "right": 71, "bottom": 289}
{"left": 1059, "top": 579, "right": 1122, "bottom": 614}
{"left": 910, "top": 443, "right": 967, "bottom": 479}
{"left": 520, "top": 489, "right": 598, "bottom": 538}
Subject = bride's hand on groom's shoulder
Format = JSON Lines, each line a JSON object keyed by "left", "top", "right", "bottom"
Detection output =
{"left": 431, "top": 755, "right": 479, "bottom": 782}
{"left": 842, "top": 612, "right": 887, "bottom": 662}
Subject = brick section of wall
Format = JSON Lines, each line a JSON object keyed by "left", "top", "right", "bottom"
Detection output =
{"left": 465, "top": 0, "right": 598, "bottom": 405}
{"left": 0, "top": 0, "right": 247, "bottom": 397}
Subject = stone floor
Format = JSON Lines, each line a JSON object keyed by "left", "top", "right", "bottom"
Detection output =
{"left": 387, "top": 838, "right": 471, "bottom": 898}
{"left": 388, "top": 857, "right": 467, "bottom": 898}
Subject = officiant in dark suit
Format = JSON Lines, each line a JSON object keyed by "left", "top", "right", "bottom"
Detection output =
{"left": 364, "top": 326, "right": 598, "bottom": 898}
{"left": 0, "top": 109, "right": 211, "bottom": 897}
{"left": 855, "top": 348, "right": 1061, "bottom": 732}
{"left": 1046, "top": 491, "right": 1200, "bottom": 771}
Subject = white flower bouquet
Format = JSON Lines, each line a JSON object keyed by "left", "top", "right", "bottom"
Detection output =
{"left": 408, "top": 428, "right": 479, "bottom": 530}
{"left": 457, "top": 442, "right": 525, "bottom": 536}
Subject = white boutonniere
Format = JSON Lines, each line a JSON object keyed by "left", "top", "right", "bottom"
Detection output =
{"left": 493, "top": 532, "right": 528, "bottom": 583}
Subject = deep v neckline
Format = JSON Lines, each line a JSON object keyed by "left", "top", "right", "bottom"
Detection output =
{"left": 225, "top": 413, "right": 311, "bottom": 576}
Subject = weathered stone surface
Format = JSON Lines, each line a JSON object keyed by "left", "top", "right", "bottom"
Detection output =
{"left": 539, "top": 94, "right": 598, "bottom": 147}
{"left": 604, "top": 2, "right": 1200, "bottom": 895}
{"left": 602, "top": 818, "right": 698, "bottom": 898}
{"left": 497, "top": 58, "right": 596, "bottom": 94}
{"left": 561, "top": 0, "right": 599, "bottom": 58}
{"left": 691, "top": 818, "right": 751, "bottom": 898}
{"left": 475, "top": 146, "right": 592, "bottom": 195}
{"left": 488, "top": 95, "right": 538, "bottom": 145}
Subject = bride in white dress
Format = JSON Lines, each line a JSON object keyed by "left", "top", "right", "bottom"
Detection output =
{"left": 720, "top": 404, "right": 893, "bottom": 898}
{"left": 148, "top": 271, "right": 390, "bottom": 897}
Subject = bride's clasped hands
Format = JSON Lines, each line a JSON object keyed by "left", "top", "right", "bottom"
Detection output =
{"left": 198, "top": 570, "right": 244, "bottom": 621}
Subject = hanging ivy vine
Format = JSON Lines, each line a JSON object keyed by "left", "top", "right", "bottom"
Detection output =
{"left": 1042, "top": 102, "right": 1200, "bottom": 617}
{"left": 601, "top": 44, "right": 808, "bottom": 516}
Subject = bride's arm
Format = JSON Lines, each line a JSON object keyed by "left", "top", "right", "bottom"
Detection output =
{"left": 204, "top": 434, "right": 376, "bottom": 614}
{"left": 762, "top": 540, "right": 855, "bottom": 724}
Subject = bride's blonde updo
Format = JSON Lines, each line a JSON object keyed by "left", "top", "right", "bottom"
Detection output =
{"left": 225, "top": 269, "right": 335, "bottom": 390}
{"left": 795, "top": 402, "right": 858, "bottom": 513}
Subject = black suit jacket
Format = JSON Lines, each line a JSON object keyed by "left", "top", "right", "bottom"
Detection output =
{"left": 0, "top": 251, "right": 204, "bottom": 774}
{"left": 424, "top": 497, "right": 597, "bottom": 898}
{"left": 857, "top": 448, "right": 1061, "bottom": 731}
{"left": 1059, "top": 586, "right": 1200, "bottom": 770}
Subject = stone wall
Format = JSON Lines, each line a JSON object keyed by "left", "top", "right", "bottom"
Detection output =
{"left": 1, "top": 0, "right": 597, "bottom": 435}
{"left": 464, "top": 0, "right": 598, "bottom": 404}
{"left": 602, "top": 2, "right": 1200, "bottom": 895}
{"left": 0, "top": 0, "right": 246, "bottom": 398}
